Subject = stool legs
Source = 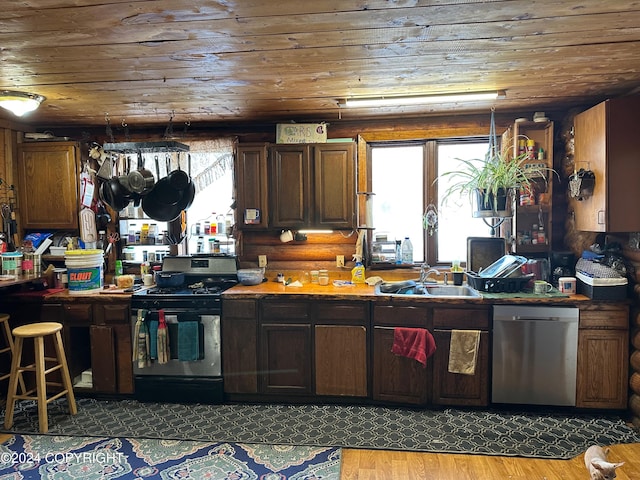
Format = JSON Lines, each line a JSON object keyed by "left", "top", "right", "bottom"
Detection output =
{"left": 0, "top": 315, "right": 26, "bottom": 395}
{"left": 4, "top": 323, "right": 77, "bottom": 434}
{"left": 53, "top": 330, "right": 77, "bottom": 416}
{"left": 34, "top": 335, "right": 48, "bottom": 433}
{"left": 3, "top": 336, "right": 23, "bottom": 430}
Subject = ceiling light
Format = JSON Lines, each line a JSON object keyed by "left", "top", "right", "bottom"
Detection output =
{"left": 0, "top": 90, "right": 46, "bottom": 117}
{"left": 339, "top": 91, "right": 505, "bottom": 108}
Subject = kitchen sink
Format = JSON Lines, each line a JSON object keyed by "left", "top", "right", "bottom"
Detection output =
{"left": 375, "top": 281, "right": 482, "bottom": 299}
{"left": 421, "top": 285, "right": 481, "bottom": 298}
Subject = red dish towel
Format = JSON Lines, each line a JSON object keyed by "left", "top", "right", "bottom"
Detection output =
{"left": 392, "top": 327, "right": 436, "bottom": 367}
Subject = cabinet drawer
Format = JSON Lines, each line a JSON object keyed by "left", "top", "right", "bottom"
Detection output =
{"left": 63, "top": 304, "right": 92, "bottom": 325}
{"left": 373, "top": 305, "right": 430, "bottom": 327}
{"left": 315, "top": 302, "right": 367, "bottom": 322}
{"left": 262, "top": 301, "right": 309, "bottom": 319}
{"left": 433, "top": 307, "right": 490, "bottom": 330}
{"left": 94, "top": 303, "right": 130, "bottom": 325}
{"left": 223, "top": 299, "right": 257, "bottom": 319}
{"left": 580, "top": 306, "right": 629, "bottom": 329}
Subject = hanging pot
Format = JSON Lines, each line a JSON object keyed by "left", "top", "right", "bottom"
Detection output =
{"left": 142, "top": 156, "right": 188, "bottom": 221}
{"left": 127, "top": 152, "right": 155, "bottom": 195}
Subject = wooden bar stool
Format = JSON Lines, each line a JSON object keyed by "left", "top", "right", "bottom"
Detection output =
{"left": 4, "top": 322, "right": 77, "bottom": 433}
{"left": 0, "top": 314, "right": 26, "bottom": 395}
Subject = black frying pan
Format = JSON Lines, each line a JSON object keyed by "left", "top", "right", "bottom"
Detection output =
{"left": 142, "top": 155, "right": 193, "bottom": 221}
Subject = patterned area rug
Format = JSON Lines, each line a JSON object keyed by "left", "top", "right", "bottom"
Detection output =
{"left": 3, "top": 398, "right": 640, "bottom": 459}
{"left": 0, "top": 434, "right": 341, "bottom": 480}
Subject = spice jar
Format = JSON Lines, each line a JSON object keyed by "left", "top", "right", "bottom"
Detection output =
{"left": 318, "top": 269, "right": 330, "bottom": 286}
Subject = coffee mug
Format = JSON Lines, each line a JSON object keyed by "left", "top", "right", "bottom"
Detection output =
{"left": 279, "top": 230, "right": 294, "bottom": 243}
{"left": 533, "top": 280, "right": 552, "bottom": 294}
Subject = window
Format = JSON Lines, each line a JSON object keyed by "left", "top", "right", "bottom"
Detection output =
{"left": 184, "top": 139, "right": 235, "bottom": 255}
{"left": 370, "top": 139, "right": 491, "bottom": 267}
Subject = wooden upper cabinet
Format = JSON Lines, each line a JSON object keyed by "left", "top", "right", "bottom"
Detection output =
{"left": 573, "top": 95, "right": 640, "bottom": 232}
{"left": 235, "top": 143, "right": 269, "bottom": 229}
{"left": 313, "top": 143, "right": 356, "bottom": 229}
{"left": 17, "top": 141, "right": 80, "bottom": 230}
{"left": 269, "top": 142, "right": 356, "bottom": 229}
{"left": 269, "top": 144, "right": 311, "bottom": 228}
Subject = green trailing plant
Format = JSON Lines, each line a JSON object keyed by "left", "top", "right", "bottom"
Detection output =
{"left": 437, "top": 136, "right": 558, "bottom": 212}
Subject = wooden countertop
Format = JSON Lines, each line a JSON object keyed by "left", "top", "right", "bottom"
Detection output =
{"left": 0, "top": 274, "right": 47, "bottom": 289}
{"left": 223, "top": 281, "right": 592, "bottom": 305}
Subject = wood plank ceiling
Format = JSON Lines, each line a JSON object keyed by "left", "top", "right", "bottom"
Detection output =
{"left": 1, "top": 0, "right": 640, "bottom": 127}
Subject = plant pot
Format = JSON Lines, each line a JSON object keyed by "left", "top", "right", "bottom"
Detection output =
{"left": 472, "top": 188, "right": 513, "bottom": 218}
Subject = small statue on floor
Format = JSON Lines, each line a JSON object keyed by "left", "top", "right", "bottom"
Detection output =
{"left": 584, "top": 445, "right": 624, "bottom": 480}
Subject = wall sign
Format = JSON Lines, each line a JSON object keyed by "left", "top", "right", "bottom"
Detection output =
{"left": 276, "top": 123, "right": 327, "bottom": 144}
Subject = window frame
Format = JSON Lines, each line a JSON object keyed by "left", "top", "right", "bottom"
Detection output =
{"left": 367, "top": 136, "right": 490, "bottom": 267}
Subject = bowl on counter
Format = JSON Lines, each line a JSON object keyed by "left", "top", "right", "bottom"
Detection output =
{"left": 237, "top": 268, "right": 265, "bottom": 286}
{"left": 49, "top": 246, "right": 67, "bottom": 256}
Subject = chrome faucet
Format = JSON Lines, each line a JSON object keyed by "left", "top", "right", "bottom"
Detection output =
{"left": 420, "top": 264, "right": 440, "bottom": 283}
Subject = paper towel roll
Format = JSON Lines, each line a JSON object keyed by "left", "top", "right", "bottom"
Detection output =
{"left": 365, "top": 195, "right": 373, "bottom": 228}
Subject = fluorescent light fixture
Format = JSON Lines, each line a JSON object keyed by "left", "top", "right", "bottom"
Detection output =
{"left": 297, "top": 229, "right": 334, "bottom": 234}
{"left": 339, "top": 91, "right": 505, "bottom": 108}
{"left": 0, "top": 90, "right": 46, "bottom": 116}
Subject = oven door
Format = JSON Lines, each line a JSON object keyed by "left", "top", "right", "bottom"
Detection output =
{"left": 132, "top": 308, "right": 221, "bottom": 377}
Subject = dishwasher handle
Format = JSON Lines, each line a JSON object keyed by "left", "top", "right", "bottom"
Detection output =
{"left": 500, "top": 315, "right": 578, "bottom": 322}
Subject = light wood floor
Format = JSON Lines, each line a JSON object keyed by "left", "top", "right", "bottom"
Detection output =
{"left": 340, "top": 443, "right": 640, "bottom": 479}
{"left": 1, "top": 433, "right": 638, "bottom": 479}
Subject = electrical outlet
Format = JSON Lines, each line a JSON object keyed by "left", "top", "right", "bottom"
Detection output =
{"left": 258, "top": 255, "right": 267, "bottom": 267}
{"left": 336, "top": 255, "right": 345, "bottom": 268}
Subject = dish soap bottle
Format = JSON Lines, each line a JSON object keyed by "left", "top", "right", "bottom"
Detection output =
{"left": 351, "top": 261, "right": 366, "bottom": 284}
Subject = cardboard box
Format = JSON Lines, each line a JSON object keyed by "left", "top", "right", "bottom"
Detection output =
{"left": 576, "top": 272, "right": 628, "bottom": 300}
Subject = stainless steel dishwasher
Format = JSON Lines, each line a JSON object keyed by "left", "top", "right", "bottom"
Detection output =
{"left": 492, "top": 305, "right": 579, "bottom": 406}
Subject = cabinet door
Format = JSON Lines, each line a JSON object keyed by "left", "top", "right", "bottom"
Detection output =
{"left": 269, "top": 145, "right": 311, "bottom": 228}
{"left": 222, "top": 299, "right": 258, "bottom": 394}
{"left": 573, "top": 96, "right": 640, "bottom": 232}
{"left": 313, "top": 143, "right": 356, "bottom": 229}
{"left": 577, "top": 329, "right": 629, "bottom": 409}
{"left": 90, "top": 325, "right": 116, "bottom": 393}
{"left": 432, "top": 329, "right": 489, "bottom": 406}
{"left": 260, "top": 323, "right": 312, "bottom": 394}
{"left": 315, "top": 325, "right": 367, "bottom": 396}
{"left": 17, "top": 142, "right": 79, "bottom": 230}
{"left": 236, "top": 143, "right": 268, "bottom": 229}
{"left": 372, "top": 326, "right": 429, "bottom": 405}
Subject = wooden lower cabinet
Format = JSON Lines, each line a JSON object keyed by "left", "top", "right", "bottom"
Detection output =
{"left": 576, "top": 305, "right": 629, "bottom": 409}
{"left": 223, "top": 298, "right": 369, "bottom": 398}
{"left": 222, "top": 299, "right": 258, "bottom": 394}
{"left": 315, "top": 301, "right": 369, "bottom": 397}
{"left": 58, "top": 299, "right": 133, "bottom": 395}
{"left": 372, "top": 304, "right": 431, "bottom": 405}
{"left": 432, "top": 330, "right": 489, "bottom": 406}
{"left": 431, "top": 307, "right": 490, "bottom": 407}
{"left": 373, "top": 326, "right": 429, "bottom": 405}
{"left": 260, "top": 322, "right": 312, "bottom": 394}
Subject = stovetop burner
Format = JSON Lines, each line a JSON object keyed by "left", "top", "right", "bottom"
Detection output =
{"left": 145, "top": 285, "right": 224, "bottom": 296}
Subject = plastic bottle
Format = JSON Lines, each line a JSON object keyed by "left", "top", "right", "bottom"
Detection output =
{"left": 216, "top": 213, "right": 225, "bottom": 236}
{"left": 115, "top": 260, "right": 123, "bottom": 276}
{"left": 401, "top": 237, "right": 413, "bottom": 264}
{"left": 225, "top": 213, "right": 233, "bottom": 235}
{"left": 351, "top": 261, "right": 366, "bottom": 284}
{"left": 395, "top": 240, "right": 402, "bottom": 265}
